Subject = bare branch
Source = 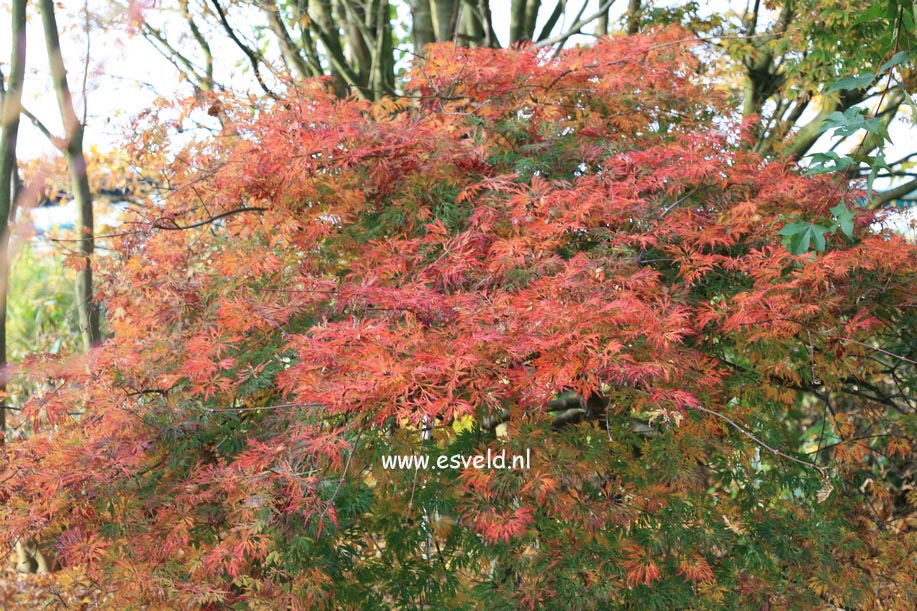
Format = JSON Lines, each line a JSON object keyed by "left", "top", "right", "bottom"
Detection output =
{"left": 151, "top": 206, "right": 268, "bottom": 231}
{"left": 532, "top": 0, "right": 616, "bottom": 49}
{"left": 20, "top": 106, "right": 61, "bottom": 147}
{"left": 690, "top": 403, "right": 828, "bottom": 476}
{"left": 868, "top": 176, "right": 917, "bottom": 209}
{"left": 209, "top": 0, "right": 278, "bottom": 98}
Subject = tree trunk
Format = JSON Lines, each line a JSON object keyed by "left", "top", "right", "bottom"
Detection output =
{"left": 626, "top": 0, "right": 641, "bottom": 34}
{"left": 595, "top": 1, "right": 610, "bottom": 36}
{"left": 40, "top": 0, "right": 100, "bottom": 351}
{"left": 431, "top": 0, "right": 460, "bottom": 42}
{"left": 510, "top": 0, "right": 528, "bottom": 42}
{"left": 462, "top": 0, "right": 485, "bottom": 45}
{"left": 1, "top": 0, "right": 52, "bottom": 574}
{"left": 0, "top": 0, "right": 27, "bottom": 440}
{"left": 411, "top": 0, "right": 436, "bottom": 51}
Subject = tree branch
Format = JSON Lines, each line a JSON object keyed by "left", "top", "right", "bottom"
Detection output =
{"left": 142, "top": 22, "right": 210, "bottom": 88}
{"left": 868, "top": 176, "right": 917, "bottom": 209}
{"left": 532, "top": 0, "right": 616, "bottom": 49}
{"left": 261, "top": 0, "right": 312, "bottom": 80}
{"left": 209, "top": 0, "right": 277, "bottom": 98}
{"left": 181, "top": 0, "right": 215, "bottom": 90}
{"left": 151, "top": 206, "right": 268, "bottom": 231}
{"left": 20, "top": 106, "right": 60, "bottom": 147}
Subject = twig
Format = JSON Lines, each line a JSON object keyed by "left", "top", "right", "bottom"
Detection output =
{"left": 533, "top": 0, "right": 616, "bottom": 49}
{"left": 691, "top": 403, "right": 828, "bottom": 476}
{"left": 152, "top": 206, "right": 267, "bottom": 230}
{"left": 317, "top": 425, "right": 364, "bottom": 524}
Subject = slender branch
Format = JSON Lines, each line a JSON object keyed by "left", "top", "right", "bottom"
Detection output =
{"left": 690, "top": 403, "right": 828, "bottom": 476}
{"left": 241, "top": 295, "right": 290, "bottom": 338}
{"left": 887, "top": 150, "right": 917, "bottom": 167}
{"left": 20, "top": 106, "right": 60, "bottom": 146}
{"left": 151, "top": 206, "right": 268, "bottom": 231}
{"left": 181, "top": 0, "right": 215, "bottom": 90}
{"left": 209, "top": 0, "right": 277, "bottom": 98}
{"left": 318, "top": 425, "right": 364, "bottom": 524}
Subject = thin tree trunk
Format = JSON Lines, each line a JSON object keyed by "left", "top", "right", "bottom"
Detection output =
{"left": 431, "top": 0, "right": 460, "bottom": 41}
{"left": 39, "top": 0, "right": 100, "bottom": 351}
{"left": 1, "top": 0, "right": 51, "bottom": 574}
{"left": 411, "top": 0, "right": 436, "bottom": 51}
{"left": 0, "top": 0, "right": 27, "bottom": 440}
{"left": 626, "top": 0, "right": 641, "bottom": 34}
{"left": 595, "top": 1, "right": 610, "bottom": 36}
{"left": 523, "top": 0, "right": 540, "bottom": 41}
{"left": 462, "top": 0, "right": 485, "bottom": 45}
{"left": 510, "top": 0, "right": 528, "bottom": 42}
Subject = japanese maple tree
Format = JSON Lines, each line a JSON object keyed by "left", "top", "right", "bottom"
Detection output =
{"left": 3, "top": 27, "right": 917, "bottom": 610}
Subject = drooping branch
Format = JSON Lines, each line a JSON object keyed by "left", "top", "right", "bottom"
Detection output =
{"left": 151, "top": 205, "right": 268, "bottom": 231}
{"left": 689, "top": 403, "right": 828, "bottom": 476}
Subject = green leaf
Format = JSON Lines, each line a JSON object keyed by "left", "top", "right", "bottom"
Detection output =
{"left": 871, "top": 151, "right": 892, "bottom": 172}
{"left": 853, "top": 2, "right": 889, "bottom": 25}
{"left": 863, "top": 116, "right": 892, "bottom": 143}
{"left": 805, "top": 151, "right": 857, "bottom": 175}
{"left": 878, "top": 50, "right": 916, "bottom": 73}
{"left": 839, "top": 212, "right": 855, "bottom": 238}
{"left": 829, "top": 202, "right": 855, "bottom": 240}
{"left": 811, "top": 224, "right": 831, "bottom": 252}
{"left": 790, "top": 228, "right": 811, "bottom": 254}
{"left": 826, "top": 74, "right": 875, "bottom": 93}
{"left": 780, "top": 220, "right": 832, "bottom": 254}
{"left": 819, "top": 107, "right": 869, "bottom": 137}
{"left": 777, "top": 221, "right": 810, "bottom": 236}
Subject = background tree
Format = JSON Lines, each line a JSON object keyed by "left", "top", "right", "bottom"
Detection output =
{"left": 39, "top": 0, "right": 100, "bottom": 351}
{"left": 637, "top": 0, "right": 917, "bottom": 206}
{"left": 120, "top": 0, "right": 917, "bottom": 204}
{"left": 125, "top": 0, "right": 617, "bottom": 99}
{"left": 0, "top": 0, "right": 25, "bottom": 440}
